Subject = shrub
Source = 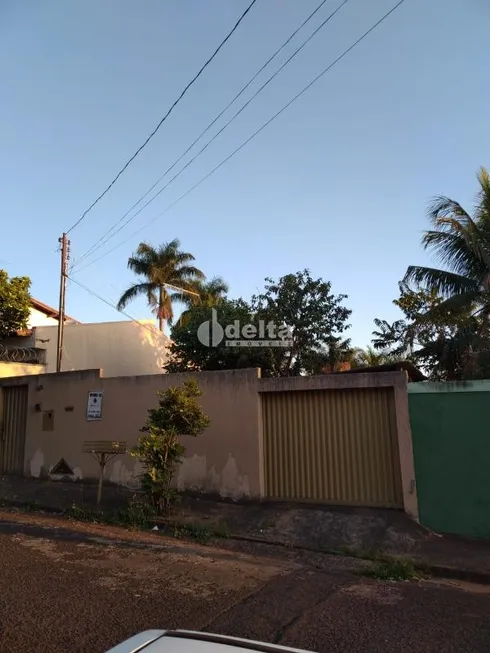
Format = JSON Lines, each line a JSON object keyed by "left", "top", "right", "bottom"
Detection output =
{"left": 131, "top": 379, "right": 210, "bottom": 514}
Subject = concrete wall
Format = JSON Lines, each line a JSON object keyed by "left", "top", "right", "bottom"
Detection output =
{"left": 33, "top": 320, "right": 171, "bottom": 376}
{"left": 0, "top": 362, "right": 46, "bottom": 378}
{"left": 0, "top": 368, "right": 416, "bottom": 509}
{"left": 28, "top": 307, "right": 58, "bottom": 328}
{"left": 10, "top": 368, "right": 262, "bottom": 500}
{"left": 409, "top": 380, "right": 490, "bottom": 538}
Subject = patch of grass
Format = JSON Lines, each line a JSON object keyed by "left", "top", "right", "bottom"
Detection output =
{"left": 67, "top": 503, "right": 94, "bottom": 522}
{"left": 173, "top": 522, "right": 212, "bottom": 545}
{"left": 360, "top": 557, "right": 420, "bottom": 581}
{"left": 66, "top": 499, "right": 156, "bottom": 531}
{"left": 110, "top": 500, "right": 156, "bottom": 530}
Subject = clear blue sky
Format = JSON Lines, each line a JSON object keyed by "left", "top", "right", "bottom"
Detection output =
{"left": 1, "top": 0, "right": 489, "bottom": 346}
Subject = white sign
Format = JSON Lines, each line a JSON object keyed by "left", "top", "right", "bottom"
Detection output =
{"left": 87, "top": 391, "right": 103, "bottom": 421}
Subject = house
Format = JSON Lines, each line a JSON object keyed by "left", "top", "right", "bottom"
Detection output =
{"left": 2, "top": 297, "right": 171, "bottom": 377}
{"left": 31, "top": 319, "right": 171, "bottom": 376}
{"left": 28, "top": 298, "right": 80, "bottom": 328}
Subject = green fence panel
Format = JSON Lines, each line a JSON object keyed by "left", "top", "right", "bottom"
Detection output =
{"left": 409, "top": 382, "right": 490, "bottom": 539}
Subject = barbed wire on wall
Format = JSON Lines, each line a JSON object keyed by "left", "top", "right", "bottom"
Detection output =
{"left": 0, "top": 343, "right": 45, "bottom": 364}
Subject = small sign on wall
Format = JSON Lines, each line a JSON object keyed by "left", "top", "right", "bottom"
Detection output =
{"left": 87, "top": 391, "right": 103, "bottom": 421}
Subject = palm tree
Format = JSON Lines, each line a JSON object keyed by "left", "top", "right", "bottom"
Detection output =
{"left": 352, "top": 346, "right": 395, "bottom": 367}
{"left": 403, "top": 167, "right": 490, "bottom": 376}
{"left": 117, "top": 240, "right": 205, "bottom": 331}
{"left": 178, "top": 276, "right": 229, "bottom": 326}
{"left": 372, "top": 319, "right": 408, "bottom": 357}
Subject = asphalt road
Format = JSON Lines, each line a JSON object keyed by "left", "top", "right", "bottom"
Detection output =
{"left": 1, "top": 514, "right": 490, "bottom": 653}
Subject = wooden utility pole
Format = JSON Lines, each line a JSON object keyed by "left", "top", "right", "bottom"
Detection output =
{"left": 56, "top": 233, "right": 69, "bottom": 373}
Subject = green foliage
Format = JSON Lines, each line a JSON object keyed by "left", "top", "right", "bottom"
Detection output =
{"left": 178, "top": 276, "right": 229, "bottom": 326}
{"left": 111, "top": 498, "right": 157, "bottom": 530}
{"left": 361, "top": 557, "right": 419, "bottom": 581}
{"left": 67, "top": 503, "right": 95, "bottom": 522}
{"left": 351, "top": 346, "right": 397, "bottom": 368}
{"left": 0, "top": 270, "right": 31, "bottom": 338}
{"left": 66, "top": 498, "right": 156, "bottom": 530}
{"left": 173, "top": 522, "right": 212, "bottom": 544}
{"left": 117, "top": 239, "right": 204, "bottom": 331}
{"left": 372, "top": 282, "right": 472, "bottom": 380}
{"left": 400, "top": 167, "right": 490, "bottom": 379}
{"left": 252, "top": 269, "right": 352, "bottom": 375}
{"left": 131, "top": 380, "right": 210, "bottom": 514}
{"left": 167, "top": 299, "right": 279, "bottom": 375}
{"left": 169, "top": 271, "right": 351, "bottom": 377}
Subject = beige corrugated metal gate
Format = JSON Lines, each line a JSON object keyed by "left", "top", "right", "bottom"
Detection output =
{"left": 261, "top": 388, "right": 403, "bottom": 508}
{"left": 0, "top": 385, "right": 28, "bottom": 474}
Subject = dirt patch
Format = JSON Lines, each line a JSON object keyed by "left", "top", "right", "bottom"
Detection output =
{"left": 12, "top": 534, "right": 65, "bottom": 561}
{"left": 341, "top": 581, "right": 404, "bottom": 605}
{"left": 9, "top": 529, "right": 289, "bottom": 601}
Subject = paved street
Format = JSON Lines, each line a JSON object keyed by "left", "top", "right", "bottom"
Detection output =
{"left": 1, "top": 515, "right": 490, "bottom": 653}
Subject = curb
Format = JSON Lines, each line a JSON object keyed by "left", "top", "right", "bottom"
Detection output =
{"left": 0, "top": 500, "right": 65, "bottom": 514}
{"left": 423, "top": 564, "right": 490, "bottom": 585}
{"left": 153, "top": 517, "right": 490, "bottom": 585}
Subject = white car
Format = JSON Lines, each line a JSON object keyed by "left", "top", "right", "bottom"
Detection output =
{"left": 106, "top": 630, "right": 313, "bottom": 653}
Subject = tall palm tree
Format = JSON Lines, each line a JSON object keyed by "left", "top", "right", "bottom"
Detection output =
{"left": 403, "top": 167, "right": 490, "bottom": 375}
{"left": 117, "top": 240, "right": 205, "bottom": 331}
{"left": 178, "top": 276, "right": 229, "bottom": 326}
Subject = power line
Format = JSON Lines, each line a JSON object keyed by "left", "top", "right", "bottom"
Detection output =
{"left": 65, "top": 0, "right": 258, "bottom": 235}
{"left": 74, "top": 0, "right": 341, "bottom": 267}
{"left": 67, "top": 275, "right": 169, "bottom": 337}
{"left": 72, "top": 0, "right": 408, "bottom": 275}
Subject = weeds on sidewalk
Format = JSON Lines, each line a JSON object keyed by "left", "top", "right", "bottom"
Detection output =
{"left": 173, "top": 522, "right": 212, "bottom": 545}
{"left": 67, "top": 498, "right": 156, "bottom": 530}
{"left": 361, "top": 557, "right": 420, "bottom": 581}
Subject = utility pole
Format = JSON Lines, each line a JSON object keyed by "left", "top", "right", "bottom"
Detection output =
{"left": 56, "top": 233, "right": 70, "bottom": 372}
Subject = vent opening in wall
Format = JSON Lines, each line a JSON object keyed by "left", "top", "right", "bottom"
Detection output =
{"left": 50, "top": 458, "right": 74, "bottom": 476}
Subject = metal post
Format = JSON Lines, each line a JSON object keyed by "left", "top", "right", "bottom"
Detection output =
{"left": 97, "top": 453, "right": 106, "bottom": 505}
{"left": 56, "top": 233, "right": 68, "bottom": 373}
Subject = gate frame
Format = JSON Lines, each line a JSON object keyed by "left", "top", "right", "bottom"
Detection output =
{"left": 258, "top": 371, "right": 418, "bottom": 519}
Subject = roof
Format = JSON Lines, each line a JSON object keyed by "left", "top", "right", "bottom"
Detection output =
{"left": 332, "top": 360, "right": 426, "bottom": 383}
{"left": 30, "top": 298, "right": 80, "bottom": 324}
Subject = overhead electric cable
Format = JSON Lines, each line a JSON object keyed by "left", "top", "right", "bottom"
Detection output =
{"left": 74, "top": 0, "right": 344, "bottom": 267}
{"left": 65, "top": 0, "right": 258, "bottom": 235}
{"left": 72, "top": 0, "right": 407, "bottom": 275}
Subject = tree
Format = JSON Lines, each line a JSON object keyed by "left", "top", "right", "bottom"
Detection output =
{"left": 373, "top": 282, "right": 472, "bottom": 380}
{"left": 167, "top": 299, "right": 280, "bottom": 376}
{"left": 252, "top": 270, "right": 352, "bottom": 376}
{"left": 178, "top": 276, "right": 229, "bottom": 326}
{"left": 0, "top": 270, "right": 31, "bottom": 339}
{"left": 131, "top": 379, "right": 210, "bottom": 513}
{"left": 299, "top": 336, "right": 353, "bottom": 375}
{"left": 352, "top": 346, "right": 395, "bottom": 368}
{"left": 117, "top": 240, "right": 205, "bottom": 331}
{"left": 403, "top": 167, "right": 490, "bottom": 378}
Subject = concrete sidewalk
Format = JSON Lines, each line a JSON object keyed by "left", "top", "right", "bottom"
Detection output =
{"left": 1, "top": 475, "right": 490, "bottom": 581}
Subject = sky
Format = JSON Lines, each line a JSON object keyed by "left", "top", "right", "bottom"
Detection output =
{"left": 1, "top": 0, "right": 489, "bottom": 347}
